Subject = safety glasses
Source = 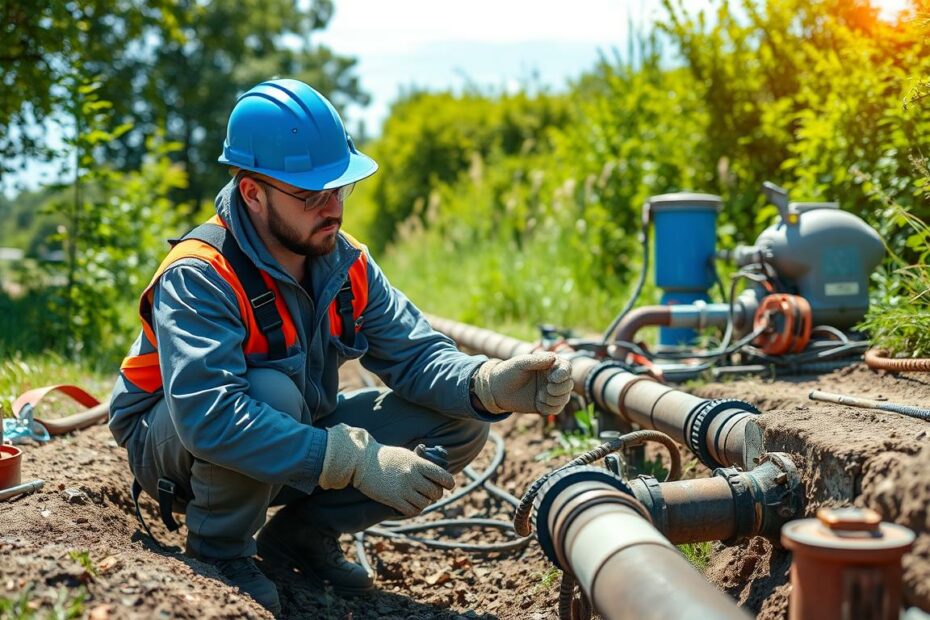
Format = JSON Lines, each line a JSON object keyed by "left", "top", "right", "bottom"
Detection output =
{"left": 254, "top": 177, "right": 355, "bottom": 212}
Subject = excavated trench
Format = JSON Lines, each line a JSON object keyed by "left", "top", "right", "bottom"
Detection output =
{"left": 694, "top": 364, "right": 930, "bottom": 617}
{"left": 1, "top": 361, "right": 928, "bottom": 618}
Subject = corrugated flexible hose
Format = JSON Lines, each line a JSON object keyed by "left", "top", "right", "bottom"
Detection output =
{"left": 865, "top": 348, "right": 930, "bottom": 373}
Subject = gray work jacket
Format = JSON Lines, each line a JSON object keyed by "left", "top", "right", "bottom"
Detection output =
{"left": 108, "top": 180, "right": 490, "bottom": 493}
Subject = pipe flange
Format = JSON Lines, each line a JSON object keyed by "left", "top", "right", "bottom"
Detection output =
{"left": 686, "top": 399, "right": 760, "bottom": 468}
{"left": 583, "top": 360, "right": 637, "bottom": 410}
{"left": 532, "top": 465, "right": 636, "bottom": 566}
{"left": 713, "top": 467, "right": 756, "bottom": 545}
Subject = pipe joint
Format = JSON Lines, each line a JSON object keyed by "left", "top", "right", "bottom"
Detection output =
{"left": 713, "top": 451, "right": 803, "bottom": 543}
{"left": 628, "top": 474, "right": 668, "bottom": 533}
{"left": 713, "top": 466, "right": 761, "bottom": 544}
{"left": 626, "top": 452, "right": 802, "bottom": 545}
{"left": 685, "top": 398, "right": 760, "bottom": 468}
{"left": 532, "top": 465, "right": 643, "bottom": 569}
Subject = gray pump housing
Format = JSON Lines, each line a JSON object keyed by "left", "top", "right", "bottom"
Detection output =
{"left": 732, "top": 184, "right": 884, "bottom": 329}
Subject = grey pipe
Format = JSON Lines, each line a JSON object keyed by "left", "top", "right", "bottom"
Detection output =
{"left": 533, "top": 466, "right": 749, "bottom": 620}
{"left": 612, "top": 293, "right": 759, "bottom": 355}
{"left": 0, "top": 479, "right": 44, "bottom": 501}
{"left": 428, "top": 314, "right": 763, "bottom": 469}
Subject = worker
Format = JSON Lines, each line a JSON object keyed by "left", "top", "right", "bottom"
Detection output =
{"left": 108, "top": 78, "right": 573, "bottom": 614}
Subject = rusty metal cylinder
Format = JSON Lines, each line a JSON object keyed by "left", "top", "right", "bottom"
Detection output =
{"left": 426, "top": 314, "right": 763, "bottom": 469}
{"left": 427, "top": 315, "right": 538, "bottom": 359}
{"left": 629, "top": 452, "right": 803, "bottom": 545}
{"left": 641, "top": 476, "right": 739, "bottom": 544}
{"left": 781, "top": 507, "right": 915, "bottom": 620}
{"left": 533, "top": 466, "right": 749, "bottom": 620}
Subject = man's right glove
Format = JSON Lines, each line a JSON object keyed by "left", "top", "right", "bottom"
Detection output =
{"left": 318, "top": 423, "right": 455, "bottom": 517}
{"left": 473, "top": 352, "right": 573, "bottom": 415}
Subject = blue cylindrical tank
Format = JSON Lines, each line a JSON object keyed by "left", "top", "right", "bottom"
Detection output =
{"left": 648, "top": 192, "right": 722, "bottom": 347}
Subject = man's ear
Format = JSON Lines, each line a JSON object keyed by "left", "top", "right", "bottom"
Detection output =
{"left": 238, "top": 176, "right": 265, "bottom": 214}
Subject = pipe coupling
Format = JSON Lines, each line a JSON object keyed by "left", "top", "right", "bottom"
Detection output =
{"left": 531, "top": 465, "right": 645, "bottom": 569}
{"left": 628, "top": 452, "right": 803, "bottom": 545}
{"left": 713, "top": 452, "right": 803, "bottom": 543}
{"left": 684, "top": 398, "right": 760, "bottom": 468}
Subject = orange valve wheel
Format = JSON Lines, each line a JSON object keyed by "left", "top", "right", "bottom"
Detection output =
{"left": 752, "top": 294, "right": 812, "bottom": 356}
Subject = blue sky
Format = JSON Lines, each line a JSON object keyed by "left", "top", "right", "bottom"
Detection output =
{"left": 314, "top": 0, "right": 661, "bottom": 137}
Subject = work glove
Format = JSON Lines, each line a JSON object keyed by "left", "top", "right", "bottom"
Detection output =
{"left": 318, "top": 423, "right": 455, "bottom": 517}
{"left": 473, "top": 352, "right": 573, "bottom": 415}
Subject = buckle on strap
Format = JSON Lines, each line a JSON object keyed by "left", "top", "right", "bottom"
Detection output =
{"left": 156, "top": 478, "right": 182, "bottom": 532}
{"left": 250, "top": 291, "right": 276, "bottom": 308}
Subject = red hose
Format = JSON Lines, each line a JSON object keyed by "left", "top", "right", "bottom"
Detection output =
{"left": 865, "top": 348, "right": 930, "bottom": 372}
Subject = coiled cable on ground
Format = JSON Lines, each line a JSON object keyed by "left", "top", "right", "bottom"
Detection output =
{"left": 512, "top": 429, "right": 681, "bottom": 538}
{"left": 353, "top": 430, "right": 531, "bottom": 575}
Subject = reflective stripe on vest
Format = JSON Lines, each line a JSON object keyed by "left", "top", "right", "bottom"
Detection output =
{"left": 120, "top": 215, "right": 368, "bottom": 393}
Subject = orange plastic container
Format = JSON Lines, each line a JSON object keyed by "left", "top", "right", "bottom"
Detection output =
{"left": 782, "top": 507, "right": 914, "bottom": 620}
{"left": 0, "top": 445, "right": 23, "bottom": 489}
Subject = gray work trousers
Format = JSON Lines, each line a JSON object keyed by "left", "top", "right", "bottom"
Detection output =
{"left": 126, "top": 368, "right": 490, "bottom": 559}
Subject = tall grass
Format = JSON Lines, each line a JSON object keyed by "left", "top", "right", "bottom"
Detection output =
{"left": 858, "top": 204, "right": 930, "bottom": 356}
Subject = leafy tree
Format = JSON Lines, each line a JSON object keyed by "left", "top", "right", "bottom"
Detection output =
{"left": 91, "top": 0, "right": 369, "bottom": 208}
{"left": 0, "top": 1, "right": 367, "bottom": 207}
{"left": 0, "top": 0, "right": 182, "bottom": 186}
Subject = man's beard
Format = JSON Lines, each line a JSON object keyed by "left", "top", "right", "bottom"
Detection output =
{"left": 266, "top": 197, "right": 340, "bottom": 257}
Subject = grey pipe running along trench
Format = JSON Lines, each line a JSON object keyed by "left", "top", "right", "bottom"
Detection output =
{"left": 533, "top": 466, "right": 751, "bottom": 620}
{"left": 427, "top": 314, "right": 764, "bottom": 469}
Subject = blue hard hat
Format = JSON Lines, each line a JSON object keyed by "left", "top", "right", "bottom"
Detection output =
{"left": 218, "top": 79, "right": 378, "bottom": 190}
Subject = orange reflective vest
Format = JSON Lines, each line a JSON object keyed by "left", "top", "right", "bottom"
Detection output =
{"left": 120, "top": 215, "right": 368, "bottom": 393}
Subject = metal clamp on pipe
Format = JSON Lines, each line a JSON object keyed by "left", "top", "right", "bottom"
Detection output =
{"left": 683, "top": 398, "right": 761, "bottom": 469}
{"left": 532, "top": 465, "right": 749, "bottom": 620}
{"left": 627, "top": 452, "right": 803, "bottom": 545}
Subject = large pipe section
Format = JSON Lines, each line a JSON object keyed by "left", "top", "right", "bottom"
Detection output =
{"left": 428, "top": 314, "right": 763, "bottom": 469}
{"left": 628, "top": 452, "right": 802, "bottom": 544}
{"left": 533, "top": 465, "right": 750, "bottom": 620}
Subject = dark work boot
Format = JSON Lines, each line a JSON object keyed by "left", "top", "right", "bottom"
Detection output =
{"left": 193, "top": 553, "right": 281, "bottom": 615}
{"left": 257, "top": 511, "right": 373, "bottom": 595}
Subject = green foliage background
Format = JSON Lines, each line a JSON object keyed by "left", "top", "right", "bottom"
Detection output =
{"left": 1, "top": 0, "right": 929, "bottom": 373}
{"left": 344, "top": 0, "right": 930, "bottom": 346}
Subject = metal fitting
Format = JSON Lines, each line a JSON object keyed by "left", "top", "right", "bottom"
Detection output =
{"left": 627, "top": 452, "right": 803, "bottom": 545}
{"left": 532, "top": 465, "right": 749, "bottom": 620}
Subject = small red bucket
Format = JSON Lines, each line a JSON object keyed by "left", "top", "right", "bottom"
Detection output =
{"left": 0, "top": 445, "right": 23, "bottom": 489}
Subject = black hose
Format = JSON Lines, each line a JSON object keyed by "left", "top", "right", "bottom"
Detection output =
{"left": 353, "top": 430, "right": 531, "bottom": 575}
{"left": 559, "top": 571, "right": 592, "bottom": 620}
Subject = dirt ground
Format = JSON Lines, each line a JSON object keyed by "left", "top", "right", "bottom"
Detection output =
{"left": 694, "top": 364, "right": 930, "bottom": 618}
{"left": 1, "top": 361, "right": 928, "bottom": 619}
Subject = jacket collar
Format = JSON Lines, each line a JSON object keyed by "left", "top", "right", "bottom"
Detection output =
{"left": 213, "top": 179, "right": 361, "bottom": 297}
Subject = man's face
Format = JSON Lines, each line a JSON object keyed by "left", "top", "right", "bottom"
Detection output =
{"left": 257, "top": 178, "right": 345, "bottom": 257}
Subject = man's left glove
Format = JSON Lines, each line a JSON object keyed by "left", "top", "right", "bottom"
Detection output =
{"left": 473, "top": 352, "right": 573, "bottom": 415}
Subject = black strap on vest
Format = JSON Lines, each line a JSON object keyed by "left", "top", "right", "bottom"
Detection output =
{"left": 169, "top": 221, "right": 357, "bottom": 353}
{"left": 336, "top": 278, "right": 356, "bottom": 347}
{"left": 171, "top": 223, "right": 287, "bottom": 359}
